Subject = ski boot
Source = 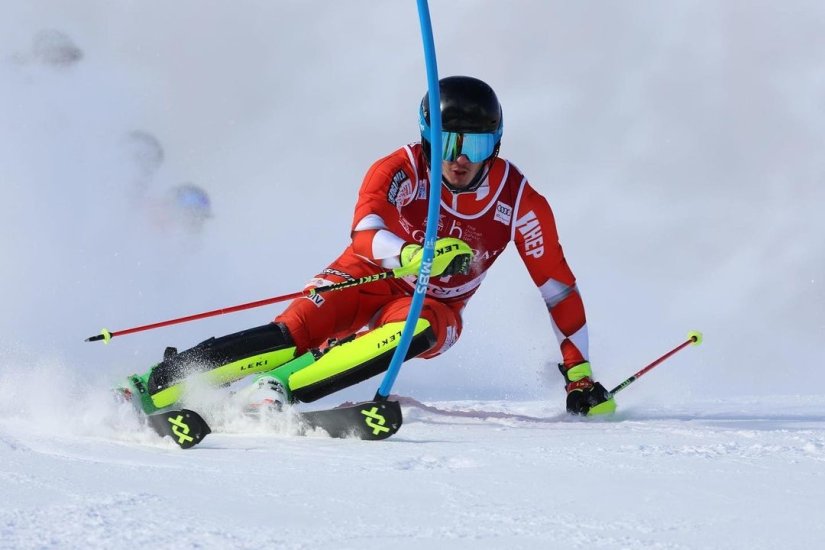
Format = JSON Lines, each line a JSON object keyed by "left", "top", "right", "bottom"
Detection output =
{"left": 239, "top": 376, "right": 292, "bottom": 416}
{"left": 114, "top": 370, "right": 162, "bottom": 415}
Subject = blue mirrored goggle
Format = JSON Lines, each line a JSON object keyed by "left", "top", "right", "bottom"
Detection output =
{"left": 420, "top": 112, "right": 502, "bottom": 163}
{"left": 439, "top": 131, "right": 500, "bottom": 163}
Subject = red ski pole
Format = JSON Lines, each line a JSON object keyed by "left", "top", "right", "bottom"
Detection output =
{"left": 85, "top": 270, "right": 397, "bottom": 343}
{"left": 608, "top": 330, "right": 703, "bottom": 397}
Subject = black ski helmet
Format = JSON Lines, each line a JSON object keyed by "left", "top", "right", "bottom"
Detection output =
{"left": 419, "top": 76, "right": 503, "bottom": 193}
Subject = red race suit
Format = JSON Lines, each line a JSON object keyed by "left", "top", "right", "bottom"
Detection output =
{"left": 276, "top": 143, "right": 589, "bottom": 365}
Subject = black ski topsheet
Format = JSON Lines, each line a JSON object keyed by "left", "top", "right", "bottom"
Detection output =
{"left": 148, "top": 409, "right": 211, "bottom": 449}
{"left": 147, "top": 400, "right": 402, "bottom": 449}
{"left": 299, "top": 399, "right": 402, "bottom": 441}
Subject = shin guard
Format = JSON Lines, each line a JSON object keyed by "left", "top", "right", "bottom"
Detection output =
{"left": 284, "top": 319, "right": 435, "bottom": 403}
{"left": 141, "top": 323, "right": 297, "bottom": 411}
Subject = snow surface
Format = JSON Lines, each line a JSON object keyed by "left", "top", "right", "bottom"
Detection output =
{"left": 1, "top": 384, "right": 824, "bottom": 549}
{"left": 2, "top": 1, "right": 825, "bottom": 548}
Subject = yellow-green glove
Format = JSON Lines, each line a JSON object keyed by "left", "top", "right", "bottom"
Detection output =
{"left": 394, "top": 237, "right": 473, "bottom": 278}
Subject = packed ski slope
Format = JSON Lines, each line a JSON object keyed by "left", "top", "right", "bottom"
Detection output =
{"left": 1, "top": 382, "right": 824, "bottom": 549}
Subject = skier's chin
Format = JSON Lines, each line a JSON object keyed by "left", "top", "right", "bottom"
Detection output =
{"left": 444, "top": 176, "right": 467, "bottom": 189}
{"left": 443, "top": 168, "right": 481, "bottom": 189}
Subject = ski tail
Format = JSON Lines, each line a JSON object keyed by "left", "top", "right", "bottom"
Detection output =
{"left": 148, "top": 409, "right": 211, "bottom": 449}
{"left": 300, "top": 400, "right": 402, "bottom": 440}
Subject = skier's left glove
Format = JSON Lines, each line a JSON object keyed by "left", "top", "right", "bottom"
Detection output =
{"left": 395, "top": 237, "right": 473, "bottom": 278}
{"left": 559, "top": 362, "right": 616, "bottom": 416}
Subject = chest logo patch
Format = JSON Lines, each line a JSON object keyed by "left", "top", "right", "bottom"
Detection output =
{"left": 494, "top": 201, "right": 513, "bottom": 225}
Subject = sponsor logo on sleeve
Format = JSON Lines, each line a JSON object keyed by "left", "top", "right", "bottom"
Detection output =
{"left": 514, "top": 210, "right": 544, "bottom": 258}
{"left": 306, "top": 293, "right": 325, "bottom": 307}
{"left": 416, "top": 180, "right": 428, "bottom": 200}
{"left": 494, "top": 201, "right": 513, "bottom": 225}
{"left": 321, "top": 268, "right": 355, "bottom": 281}
{"left": 387, "top": 170, "right": 412, "bottom": 207}
{"left": 304, "top": 277, "right": 331, "bottom": 307}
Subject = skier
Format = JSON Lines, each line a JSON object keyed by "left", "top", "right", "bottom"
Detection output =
{"left": 122, "top": 76, "right": 616, "bottom": 417}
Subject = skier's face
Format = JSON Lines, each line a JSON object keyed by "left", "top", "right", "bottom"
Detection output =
{"left": 442, "top": 155, "right": 484, "bottom": 189}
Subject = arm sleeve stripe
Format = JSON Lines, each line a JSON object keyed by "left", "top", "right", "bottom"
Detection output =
{"left": 510, "top": 175, "right": 528, "bottom": 242}
{"left": 372, "top": 229, "right": 407, "bottom": 261}
{"left": 540, "top": 279, "right": 577, "bottom": 307}
{"left": 403, "top": 145, "right": 419, "bottom": 184}
{"left": 354, "top": 213, "right": 389, "bottom": 232}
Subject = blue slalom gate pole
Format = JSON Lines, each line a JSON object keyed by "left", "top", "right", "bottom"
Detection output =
{"left": 376, "top": 0, "right": 442, "bottom": 399}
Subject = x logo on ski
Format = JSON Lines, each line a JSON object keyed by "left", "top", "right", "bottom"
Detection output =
{"left": 360, "top": 406, "right": 390, "bottom": 436}
{"left": 167, "top": 414, "right": 194, "bottom": 445}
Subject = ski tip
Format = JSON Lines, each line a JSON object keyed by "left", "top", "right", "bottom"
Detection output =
{"left": 688, "top": 330, "right": 703, "bottom": 346}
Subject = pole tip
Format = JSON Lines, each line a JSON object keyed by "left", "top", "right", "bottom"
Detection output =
{"left": 86, "top": 329, "right": 112, "bottom": 344}
{"left": 688, "top": 330, "right": 703, "bottom": 346}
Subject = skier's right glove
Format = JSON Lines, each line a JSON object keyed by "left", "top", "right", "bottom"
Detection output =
{"left": 559, "top": 362, "right": 616, "bottom": 416}
{"left": 395, "top": 237, "right": 473, "bottom": 278}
